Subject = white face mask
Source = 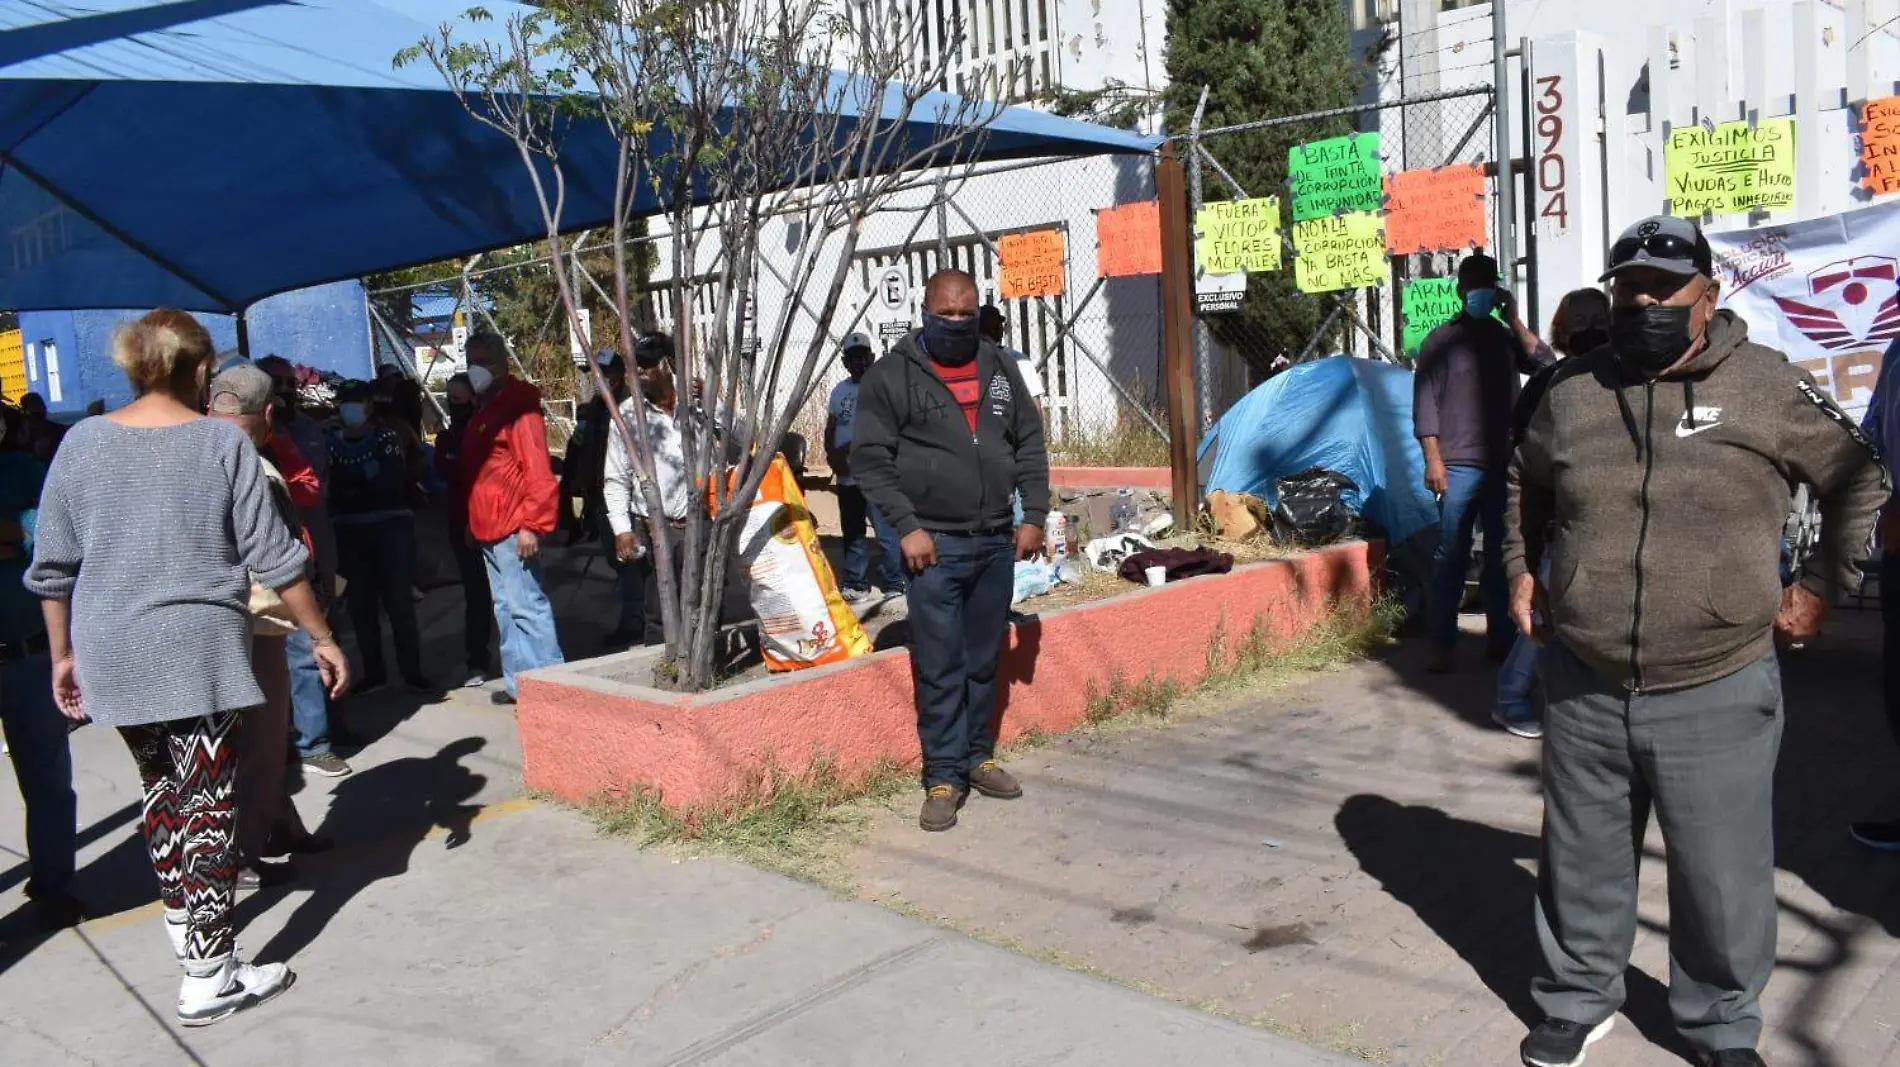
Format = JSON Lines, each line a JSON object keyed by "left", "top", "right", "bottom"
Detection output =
{"left": 467, "top": 365, "right": 495, "bottom": 394}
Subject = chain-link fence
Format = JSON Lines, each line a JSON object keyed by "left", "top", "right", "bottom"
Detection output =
{"left": 1187, "top": 82, "right": 1499, "bottom": 426}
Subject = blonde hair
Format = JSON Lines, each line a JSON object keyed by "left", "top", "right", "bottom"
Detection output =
{"left": 111, "top": 309, "right": 215, "bottom": 398}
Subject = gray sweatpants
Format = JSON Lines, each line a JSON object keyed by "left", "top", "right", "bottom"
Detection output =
{"left": 1533, "top": 642, "right": 1782, "bottom": 1054}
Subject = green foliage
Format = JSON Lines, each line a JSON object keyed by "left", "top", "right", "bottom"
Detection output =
{"left": 1162, "top": 0, "right": 1363, "bottom": 363}
{"left": 1041, "top": 79, "right": 1163, "bottom": 132}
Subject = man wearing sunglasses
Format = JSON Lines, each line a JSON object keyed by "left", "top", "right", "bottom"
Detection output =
{"left": 1503, "top": 215, "right": 1887, "bottom": 1067}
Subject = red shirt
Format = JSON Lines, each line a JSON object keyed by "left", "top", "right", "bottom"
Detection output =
{"left": 929, "top": 356, "right": 981, "bottom": 434}
{"left": 459, "top": 377, "right": 560, "bottom": 543}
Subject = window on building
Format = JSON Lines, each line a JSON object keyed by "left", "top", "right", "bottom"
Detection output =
{"left": 1351, "top": 0, "right": 1394, "bottom": 30}
{"left": 1036, "top": 0, "right": 1048, "bottom": 42}
{"left": 41, "top": 340, "right": 60, "bottom": 404}
{"left": 24, "top": 340, "right": 39, "bottom": 384}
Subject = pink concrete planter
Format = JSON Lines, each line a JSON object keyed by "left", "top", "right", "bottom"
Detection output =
{"left": 1049, "top": 465, "right": 1170, "bottom": 490}
{"left": 517, "top": 540, "right": 1379, "bottom": 811}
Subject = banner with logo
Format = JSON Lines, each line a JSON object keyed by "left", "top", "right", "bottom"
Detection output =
{"left": 1706, "top": 200, "right": 1900, "bottom": 421}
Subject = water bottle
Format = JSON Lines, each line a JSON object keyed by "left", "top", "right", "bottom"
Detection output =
{"left": 1047, "top": 512, "right": 1069, "bottom": 563}
{"left": 1109, "top": 488, "right": 1133, "bottom": 532}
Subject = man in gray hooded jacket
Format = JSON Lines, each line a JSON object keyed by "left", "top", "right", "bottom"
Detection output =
{"left": 1504, "top": 215, "right": 1888, "bottom": 1067}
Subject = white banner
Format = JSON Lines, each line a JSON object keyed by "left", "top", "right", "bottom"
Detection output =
{"left": 1707, "top": 200, "right": 1900, "bottom": 421}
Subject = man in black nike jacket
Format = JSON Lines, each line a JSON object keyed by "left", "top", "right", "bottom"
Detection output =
{"left": 851, "top": 269, "right": 1051, "bottom": 833}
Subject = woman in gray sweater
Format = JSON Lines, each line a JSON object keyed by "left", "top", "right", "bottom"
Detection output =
{"left": 25, "top": 310, "right": 350, "bottom": 1027}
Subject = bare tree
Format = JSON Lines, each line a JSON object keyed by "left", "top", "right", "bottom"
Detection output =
{"left": 402, "top": 0, "right": 996, "bottom": 689}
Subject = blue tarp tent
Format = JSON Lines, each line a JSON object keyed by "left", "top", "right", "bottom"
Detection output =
{"left": 1197, "top": 355, "right": 1436, "bottom": 554}
{"left": 0, "top": 0, "right": 1159, "bottom": 313}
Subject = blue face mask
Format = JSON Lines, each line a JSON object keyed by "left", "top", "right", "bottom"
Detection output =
{"left": 1463, "top": 289, "right": 1497, "bottom": 319}
{"left": 340, "top": 402, "right": 369, "bottom": 429}
{"left": 921, "top": 312, "right": 980, "bottom": 364}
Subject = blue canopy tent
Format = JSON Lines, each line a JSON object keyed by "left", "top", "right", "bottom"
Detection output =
{"left": 1197, "top": 355, "right": 1439, "bottom": 592}
{"left": 0, "top": 0, "right": 1159, "bottom": 314}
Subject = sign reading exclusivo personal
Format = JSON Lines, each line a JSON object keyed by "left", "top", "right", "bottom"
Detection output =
{"left": 1289, "top": 133, "right": 1383, "bottom": 222}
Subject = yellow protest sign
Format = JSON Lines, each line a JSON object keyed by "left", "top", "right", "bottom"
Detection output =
{"left": 1292, "top": 212, "right": 1386, "bottom": 294}
{"left": 998, "top": 229, "right": 1066, "bottom": 299}
{"left": 1194, "top": 197, "right": 1283, "bottom": 275}
{"left": 1664, "top": 118, "right": 1795, "bottom": 217}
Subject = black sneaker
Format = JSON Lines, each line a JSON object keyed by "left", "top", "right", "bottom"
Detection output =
{"left": 1706, "top": 1051, "right": 1766, "bottom": 1067}
{"left": 1521, "top": 1017, "right": 1613, "bottom": 1067}
{"left": 403, "top": 675, "right": 437, "bottom": 695}
{"left": 301, "top": 751, "right": 353, "bottom": 778}
{"left": 236, "top": 861, "right": 295, "bottom": 892}
{"left": 491, "top": 690, "right": 517, "bottom": 706}
{"left": 1850, "top": 819, "right": 1900, "bottom": 851}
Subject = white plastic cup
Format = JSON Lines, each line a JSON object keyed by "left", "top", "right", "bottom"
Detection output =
{"left": 1144, "top": 565, "right": 1167, "bottom": 588}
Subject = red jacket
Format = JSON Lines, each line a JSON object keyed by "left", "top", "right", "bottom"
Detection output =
{"left": 460, "top": 377, "right": 559, "bottom": 543}
{"left": 266, "top": 434, "right": 323, "bottom": 511}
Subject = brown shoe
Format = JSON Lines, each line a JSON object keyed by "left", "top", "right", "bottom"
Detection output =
{"left": 920, "top": 784, "right": 965, "bottom": 832}
{"left": 968, "top": 760, "right": 1023, "bottom": 800}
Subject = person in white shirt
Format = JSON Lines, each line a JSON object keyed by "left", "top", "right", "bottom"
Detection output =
{"left": 825, "top": 333, "right": 908, "bottom": 599}
{"left": 602, "top": 332, "right": 694, "bottom": 645}
{"left": 980, "top": 305, "right": 1046, "bottom": 526}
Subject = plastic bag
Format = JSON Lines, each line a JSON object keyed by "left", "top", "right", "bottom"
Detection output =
{"left": 731, "top": 456, "right": 872, "bottom": 671}
{"left": 1269, "top": 467, "right": 1358, "bottom": 545}
{"left": 1083, "top": 532, "right": 1156, "bottom": 571}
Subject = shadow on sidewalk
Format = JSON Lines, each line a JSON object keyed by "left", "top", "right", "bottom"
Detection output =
{"left": 240, "top": 736, "right": 487, "bottom": 965}
{"left": 1335, "top": 794, "right": 1697, "bottom": 1065}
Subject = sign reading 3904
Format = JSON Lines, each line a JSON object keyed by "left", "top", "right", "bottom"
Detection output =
{"left": 1534, "top": 73, "right": 1568, "bottom": 235}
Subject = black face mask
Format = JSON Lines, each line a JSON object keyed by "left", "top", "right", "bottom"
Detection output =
{"left": 1564, "top": 327, "right": 1609, "bottom": 357}
{"left": 1610, "top": 305, "right": 1696, "bottom": 377}
{"left": 920, "top": 311, "right": 980, "bottom": 365}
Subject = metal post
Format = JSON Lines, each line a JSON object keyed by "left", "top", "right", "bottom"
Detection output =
{"left": 934, "top": 172, "right": 950, "bottom": 264}
{"left": 1156, "top": 143, "right": 1199, "bottom": 527}
{"left": 1187, "top": 87, "right": 1213, "bottom": 430}
{"left": 235, "top": 310, "right": 250, "bottom": 359}
{"left": 1492, "top": 0, "right": 1518, "bottom": 291}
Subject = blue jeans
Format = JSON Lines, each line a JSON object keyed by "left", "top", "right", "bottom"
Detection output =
{"left": 285, "top": 629, "right": 331, "bottom": 757}
{"left": 1, "top": 653, "right": 76, "bottom": 895}
{"left": 483, "top": 537, "right": 566, "bottom": 697}
{"left": 905, "top": 532, "right": 1015, "bottom": 789}
{"left": 1497, "top": 558, "right": 1555, "bottom": 723}
{"left": 1429, "top": 463, "right": 1511, "bottom": 651}
{"left": 838, "top": 484, "right": 907, "bottom": 592}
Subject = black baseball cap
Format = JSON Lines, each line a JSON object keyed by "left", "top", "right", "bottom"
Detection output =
{"left": 633, "top": 331, "right": 674, "bottom": 368}
{"left": 1457, "top": 253, "right": 1499, "bottom": 288}
{"left": 1600, "top": 215, "right": 1714, "bottom": 282}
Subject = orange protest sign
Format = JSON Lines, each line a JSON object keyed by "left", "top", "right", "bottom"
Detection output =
{"left": 1382, "top": 164, "right": 1486, "bottom": 255}
{"left": 999, "top": 229, "right": 1066, "bottom": 299}
{"left": 1095, "top": 201, "right": 1161, "bottom": 277}
{"left": 1860, "top": 96, "right": 1900, "bottom": 195}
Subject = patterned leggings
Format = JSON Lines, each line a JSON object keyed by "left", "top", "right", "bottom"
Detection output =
{"left": 118, "top": 710, "right": 243, "bottom": 962}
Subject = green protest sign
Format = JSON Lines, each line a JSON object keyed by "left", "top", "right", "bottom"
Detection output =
{"left": 1401, "top": 277, "right": 1461, "bottom": 355}
{"left": 1289, "top": 133, "right": 1383, "bottom": 222}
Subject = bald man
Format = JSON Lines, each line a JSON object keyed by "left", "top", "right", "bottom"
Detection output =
{"left": 852, "top": 269, "right": 1051, "bottom": 832}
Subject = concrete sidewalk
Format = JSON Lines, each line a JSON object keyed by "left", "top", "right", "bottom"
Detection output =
{"left": 0, "top": 678, "right": 1355, "bottom": 1065}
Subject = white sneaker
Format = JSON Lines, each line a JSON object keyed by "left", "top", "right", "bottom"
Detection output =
{"left": 163, "top": 909, "right": 188, "bottom": 961}
{"left": 840, "top": 586, "right": 873, "bottom": 604}
{"left": 461, "top": 671, "right": 488, "bottom": 689}
{"left": 177, "top": 954, "right": 294, "bottom": 1027}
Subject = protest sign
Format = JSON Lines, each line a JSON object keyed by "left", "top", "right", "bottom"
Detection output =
{"left": 1858, "top": 97, "right": 1900, "bottom": 196}
{"left": 1195, "top": 197, "right": 1283, "bottom": 275}
{"left": 1095, "top": 201, "right": 1161, "bottom": 278}
{"left": 999, "top": 229, "right": 1066, "bottom": 299}
{"left": 1400, "top": 277, "right": 1461, "bottom": 356}
{"left": 1292, "top": 212, "right": 1386, "bottom": 294}
{"left": 1664, "top": 118, "right": 1795, "bottom": 217}
{"left": 1289, "top": 133, "right": 1383, "bottom": 221}
{"left": 1383, "top": 164, "right": 1486, "bottom": 254}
